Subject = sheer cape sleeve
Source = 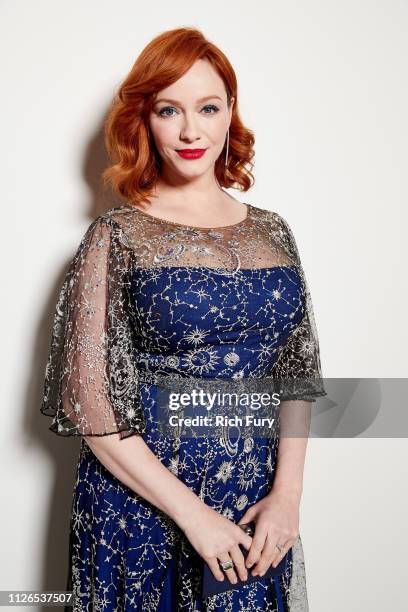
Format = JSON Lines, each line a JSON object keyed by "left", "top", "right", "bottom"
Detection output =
{"left": 40, "top": 212, "right": 146, "bottom": 439}
{"left": 269, "top": 212, "right": 327, "bottom": 402}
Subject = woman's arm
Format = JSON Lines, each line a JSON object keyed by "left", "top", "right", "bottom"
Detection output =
{"left": 84, "top": 433, "right": 204, "bottom": 529}
{"left": 271, "top": 398, "right": 312, "bottom": 498}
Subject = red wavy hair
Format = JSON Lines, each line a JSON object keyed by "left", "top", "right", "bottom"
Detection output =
{"left": 102, "top": 27, "right": 255, "bottom": 207}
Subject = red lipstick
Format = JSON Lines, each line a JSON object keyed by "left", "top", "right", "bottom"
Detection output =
{"left": 176, "top": 148, "right": 207, "bottom": 160}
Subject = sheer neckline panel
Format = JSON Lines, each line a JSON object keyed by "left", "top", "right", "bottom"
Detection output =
{"left": 127, "top": 201, "right": 251, "bottom": 230}
{"left": 111, "top": 204, "right": 297, "bottom": 271}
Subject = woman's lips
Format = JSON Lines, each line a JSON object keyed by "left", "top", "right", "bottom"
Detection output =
{"left": 176, "top": 148, "right": 207, "bottom": 160}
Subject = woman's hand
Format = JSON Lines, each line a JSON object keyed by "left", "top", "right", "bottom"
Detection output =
{"left": 237, "top": 488, "right": 301, "bottom": 577}
{"left": 179, "top": 504, "right": 253, "bottom": 585}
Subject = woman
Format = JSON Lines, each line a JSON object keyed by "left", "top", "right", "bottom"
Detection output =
{"left": 41, "top": 27, "right": 326, "bottom": 611}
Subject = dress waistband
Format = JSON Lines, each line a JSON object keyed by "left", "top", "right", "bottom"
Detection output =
{"left": 135, "top": 368, "right": 324, "bottom": 401}
{"left": 136, "top": 368, "right": 279, "bottom": 393}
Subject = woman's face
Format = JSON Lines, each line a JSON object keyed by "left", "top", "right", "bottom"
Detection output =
{"left": 148, "top": 59, "right": 234, "bottom": 181}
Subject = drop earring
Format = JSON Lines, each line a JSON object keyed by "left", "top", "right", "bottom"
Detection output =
{"left": 225, "top": 129, "right": 230, "bottom": 166}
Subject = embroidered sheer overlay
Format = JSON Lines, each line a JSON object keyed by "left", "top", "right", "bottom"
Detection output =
{"left": 40, "top": 202, "right": 326, "bottom": 440}
{"left": 41, "top": 201, "right": 326, "bottom": 611}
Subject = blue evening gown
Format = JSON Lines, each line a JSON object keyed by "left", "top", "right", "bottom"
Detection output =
{"left": 41, "top": 203, "right": 326, "bottom": 611}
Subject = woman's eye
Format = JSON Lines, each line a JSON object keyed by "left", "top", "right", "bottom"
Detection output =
{"left": 157, "top": 104, "right": 220, "bottom": 118}
{"left": 202, "top": 104, "right": 219, "bottom": 114}
{"left": 158, "top": 106, "right": 177, "bottom": 117}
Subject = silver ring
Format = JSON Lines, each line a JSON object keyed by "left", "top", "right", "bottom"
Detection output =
{"left": 220, "top": 559, "right": 234, "bottom": 571}
{"left": 275, "top": 543, "right": 283, "bottom": 553}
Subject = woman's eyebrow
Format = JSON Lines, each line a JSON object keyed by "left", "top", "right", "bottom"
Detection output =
{"left": 154, "top": 95, "right": 223, "bottom": 105}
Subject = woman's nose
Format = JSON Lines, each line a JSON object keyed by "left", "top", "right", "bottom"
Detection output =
{"left": 179, "top": 112, "right": 201, "bottom": 142}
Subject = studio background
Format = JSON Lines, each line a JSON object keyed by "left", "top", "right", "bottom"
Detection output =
{"left": 1, "top": 1, "right": 406, "bottom": 610}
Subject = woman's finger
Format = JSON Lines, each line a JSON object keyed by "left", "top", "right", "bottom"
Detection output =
{"left": 270, "top": 537, "right": 293, "bottom": 568}
{"left": 217, "top": 554, "right": 238, "bottom": 584}
{"left": 238, "top": 530, "right": 253, "bottom": 553}
{"left": 250, "top": 532, "right": 276, "bottom": 576}
{"left": 229, "top": 544, "right": 248, "bottom": 582}
{"left": 206, "top": 557, "right": 225, "bottom": 582}
{"left": 245, "top": 529, "right": 266, "bottom": 569}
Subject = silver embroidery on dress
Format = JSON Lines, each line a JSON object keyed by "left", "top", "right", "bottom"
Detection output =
{"left": 41, "top": 201, "right": 326, "bottom": 610}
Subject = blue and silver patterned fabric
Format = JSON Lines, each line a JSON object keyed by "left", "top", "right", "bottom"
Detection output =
{"left": 41, "top": 203, "right": 325, "bottom": 610}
